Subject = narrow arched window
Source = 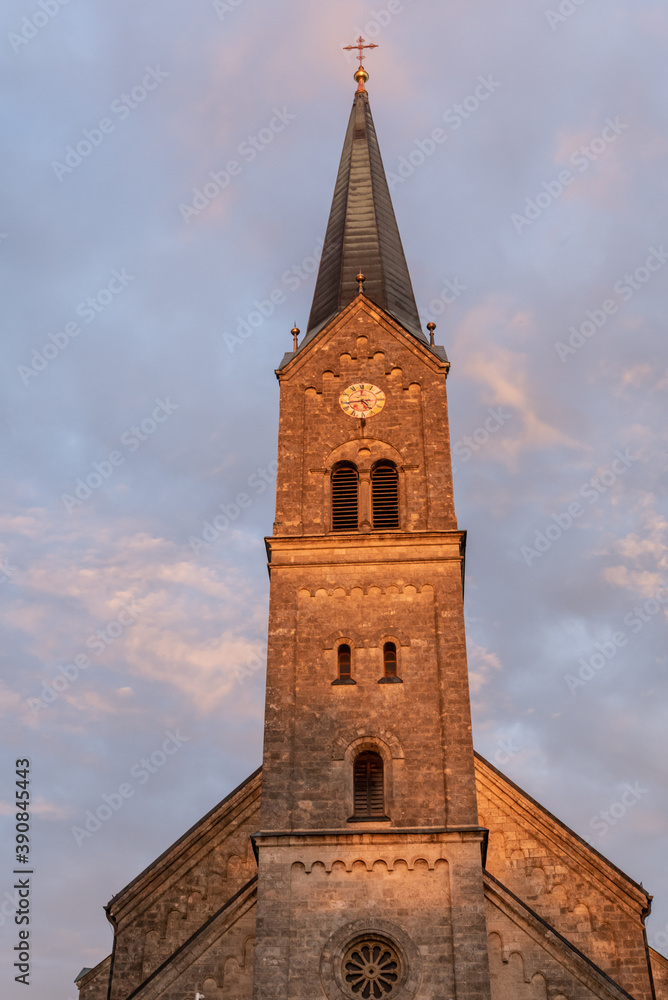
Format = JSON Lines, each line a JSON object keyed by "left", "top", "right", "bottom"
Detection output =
{"left": 353, "top": 751, "right": 386, "bottom": 818}
{"left": 371, "top": 463, "right": 399, "bottom": 529}
{"left": 332, "top": 463, "right": 358, "bottom": 531}
{"left": 383, "top": 642, "right": 397, "bottom": 678}
{"left": 332, "top": 643, "right": 355, "bottom": 686}
{"left": 338, "top": 644, "right": 351, "bottom": 680}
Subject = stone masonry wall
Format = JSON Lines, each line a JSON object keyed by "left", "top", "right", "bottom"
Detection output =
{"left": 477, "top": 758, "right": 653, "bottom": 1000}
{"left": 106, "top": 771, "right": 260, "bottom": 1000}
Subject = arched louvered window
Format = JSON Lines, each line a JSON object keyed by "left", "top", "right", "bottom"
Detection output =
{"left": 353, "top": 751, "right": 386, "bottom": 819}
{"left": 371, "top": 463, "right": 399, "bottom": 529}
{"left": 383, "top": 642, "right": 397, "bottom": 678}
{"left": 338, "top": 644, "right": 352, "bottom": 680}
{"left": 332, "top": 463, "right": 359, "bottom": 531}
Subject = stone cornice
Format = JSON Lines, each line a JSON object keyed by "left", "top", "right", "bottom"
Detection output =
{"left": 266, "top": 530, "right": 466, "bottom": 568}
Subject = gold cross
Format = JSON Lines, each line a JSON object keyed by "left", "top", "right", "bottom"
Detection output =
{"left": 343, "top": 35, "right": 378, "bottom": 69}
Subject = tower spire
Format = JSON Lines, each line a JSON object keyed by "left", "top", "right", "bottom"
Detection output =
{"left": 302, "top": 46, "right": 426, "bottom": 348}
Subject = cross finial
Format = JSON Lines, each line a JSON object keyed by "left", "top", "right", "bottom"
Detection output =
{"left": 343, "top": 36, "right": 378, "bottom": 91}
{"left": 343, "top": 35, "right": 378, "bottom": 70}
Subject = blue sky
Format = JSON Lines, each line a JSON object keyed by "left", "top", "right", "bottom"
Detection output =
{"left": 1, "top": 1, "right": 667, "bottom": 995}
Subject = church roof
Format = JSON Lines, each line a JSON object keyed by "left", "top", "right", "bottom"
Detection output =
{"left": 302, "top": 85, "right": 426, "bottom": 348}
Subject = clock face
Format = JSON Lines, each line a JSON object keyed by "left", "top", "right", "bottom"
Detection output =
{"left": 339, "top": 382, "right": 386, "bottom": 419}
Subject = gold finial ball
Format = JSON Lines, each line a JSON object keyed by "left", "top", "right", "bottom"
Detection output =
{"left": 427, "top": 322, "right": 436, "bottom": 333}
{"left": 354, "top": 66, "right": 369, "bottom": 88}
{"left": 291, "top": 326, "right": 300, "bottom": 336}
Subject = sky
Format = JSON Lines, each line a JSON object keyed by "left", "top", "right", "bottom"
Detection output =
{"left": 1, "top": 0, "right": 667, "bottom": 996}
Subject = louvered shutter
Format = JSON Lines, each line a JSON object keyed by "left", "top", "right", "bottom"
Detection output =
{"left": 353, "top": 752, "right": 385, "bottom": 817}
{"left": 332, "top": 465, "right": 359, "bottom": 531}
{"left": 371, "top": 464, "right": 399, "bottom": 529}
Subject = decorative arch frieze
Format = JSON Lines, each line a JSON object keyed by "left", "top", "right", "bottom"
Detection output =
{"left": 298, "top": 583, "right": 433, "bottom": 600}
{"left": 292, "top": 855, "right": 449, "bottom": 875}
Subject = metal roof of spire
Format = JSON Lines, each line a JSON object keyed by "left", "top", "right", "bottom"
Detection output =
{"left": 301, "top": 61, "right": 427, "bottom": 348}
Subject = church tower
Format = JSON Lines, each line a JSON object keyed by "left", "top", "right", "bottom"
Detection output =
{"left": 252, "top": 59, "right": 492, "bottom": 1000}
{"left": 75, "top": 49, "right": 668, "bottom": 1000}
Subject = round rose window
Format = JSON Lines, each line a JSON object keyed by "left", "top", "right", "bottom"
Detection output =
{"left": 342, "top": 939, "right": 401, "bottom": 998}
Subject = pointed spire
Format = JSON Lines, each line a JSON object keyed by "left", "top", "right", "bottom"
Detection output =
{"left": 303, "top": 66, "right": 426, "bottom": 346}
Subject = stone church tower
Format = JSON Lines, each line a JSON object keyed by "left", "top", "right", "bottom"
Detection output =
{"left": 77, "top": 63, "right": 668, "bottom": 1000}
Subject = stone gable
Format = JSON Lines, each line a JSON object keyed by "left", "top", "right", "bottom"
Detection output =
{"left": 81, "top": 760, "right": 666, "bottom": 1000}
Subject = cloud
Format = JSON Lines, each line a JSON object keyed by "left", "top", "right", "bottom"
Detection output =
{"left": 0, "top": 796, "right": 69, "bottom": 820}
{"left": 0, "top": 508, "right": 268, "bottom": 715}
{"left": 603, "top": 497, "right": 668, "bottom": 597}
{"left": 4, "top": 1, "right": 668, "bottom": 993}
{"left": 453, "top": 298, "right": 581, "bottom": 466}
{"left": 467, "top": 639, "right": 503, "bottom": 695}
